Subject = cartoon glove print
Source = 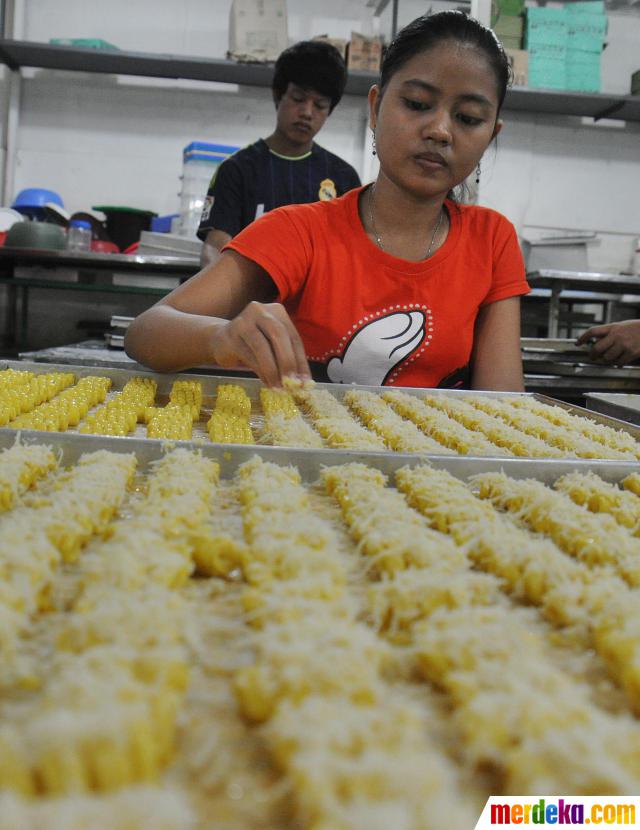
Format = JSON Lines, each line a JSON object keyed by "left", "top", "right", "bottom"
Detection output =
{"left": 327, "top": 311, "right": 426, "bottom": 385}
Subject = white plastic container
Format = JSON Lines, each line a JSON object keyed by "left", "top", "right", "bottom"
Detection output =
{"left": 179, "top": 142, "right": 239, "bottom": 238}
{"left": 66, "top": 219, "right": 92, "bottom": 252}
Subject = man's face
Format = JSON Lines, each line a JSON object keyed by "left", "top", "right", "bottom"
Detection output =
{"left": 275, "top": 83, "right": 332, "bottom": 146}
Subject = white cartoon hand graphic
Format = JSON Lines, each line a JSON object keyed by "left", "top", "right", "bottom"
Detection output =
{"left": 327, "top": 311, "right": 426, "bottom": 385}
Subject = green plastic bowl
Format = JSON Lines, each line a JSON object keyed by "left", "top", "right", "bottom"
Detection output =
{"left": 5, "top": 221, "right": 66, "bottom": 250}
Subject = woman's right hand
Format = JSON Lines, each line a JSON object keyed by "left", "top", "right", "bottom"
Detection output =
{"left": 210, "top": 301, "right": 311, "bottom": 388}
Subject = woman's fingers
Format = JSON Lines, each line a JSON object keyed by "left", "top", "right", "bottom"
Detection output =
{"left": 211, "top": 303, "right": 310, "bottom": 387}
{"left": 240, "top": 319, "right": 291, "bottom": 387}
{"left": 267, "top": 305, "right": 312, "bottom": 381}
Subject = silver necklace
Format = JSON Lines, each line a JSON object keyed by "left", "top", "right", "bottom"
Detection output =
{"left": 368, "top": 184, "right": 444, "bottom": 260}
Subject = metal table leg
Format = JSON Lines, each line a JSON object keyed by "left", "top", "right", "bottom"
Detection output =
{"left": 19, "top": 284, "right": 29, "bottom": 351}
{"left": 3, "top": 282, "right": 18, "bottom": 349}
{"left": 548, "top": 286, "right": 561, "bottom": 338}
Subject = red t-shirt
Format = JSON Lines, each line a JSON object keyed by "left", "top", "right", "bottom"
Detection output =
{"left": 227, "top": 186, "right": 529, "bottom": 388}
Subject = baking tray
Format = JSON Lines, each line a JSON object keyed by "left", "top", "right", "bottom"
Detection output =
{"left": 4, "top": 359, "right": 640, "bottom": 451}
{"left": 110, "top": 315, "right": 133, "bottom": 329}
{"left": 584, "top": 393, "right": 640, "bottom": 428}
{"left": 104, "top": 333, "right": 125, "bottom": 348}
{"left": 526, "top": 373, "right": 640, "bottom": 392}
{"left": 521, "top": 337, "right": 592, "bottom": 359}
{"left": 522, "top": 359, "right": 640, "bottom": 378}
{"left": 1, "top": 429, "right": 638, "bottom": 485}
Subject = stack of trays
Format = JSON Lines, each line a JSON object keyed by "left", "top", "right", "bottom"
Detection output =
{"left": 105, "top": 315, "right": 133, "bottom": 349}
{"left": 523, "top": 337, "right": 640, "bottom": 398}
{"left": 1, "top": 359, "right": 640, "bottom": 827}
{"left": 585, "top": 392, "right": 640, "bottom": 427}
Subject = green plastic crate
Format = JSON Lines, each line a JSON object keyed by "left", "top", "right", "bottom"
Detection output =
{"left": 567, "top": 2, "right": 605, "bottom": 15}
{"left": 49, "top": 38, "right": 119, "bottom": 51}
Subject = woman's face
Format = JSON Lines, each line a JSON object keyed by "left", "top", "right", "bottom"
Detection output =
{"left": 370, "top": 40, "right": 502, "bottom": 199}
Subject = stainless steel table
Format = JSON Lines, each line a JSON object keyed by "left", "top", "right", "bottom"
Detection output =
{"left": 18, "top": 339, "right": 252, "bottom": 378}
{"left": 0, "top": 247, "right": 199, "bottom": 350}
{"left": 526, "top": 270, "right": 640, "bottom": 338}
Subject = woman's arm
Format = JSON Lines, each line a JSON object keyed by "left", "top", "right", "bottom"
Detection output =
{"left": 199, "top": 229, "right": 229, "bottom": 268}
{"left": 470, "top": 296, "right": 524, "bottom": 391}
{"left": 124, "top": 250, "right": 310, "bottom": 386}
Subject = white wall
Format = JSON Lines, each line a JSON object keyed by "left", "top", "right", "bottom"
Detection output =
{"left": 6, "top": 0, "right": 640, "bottom": 272}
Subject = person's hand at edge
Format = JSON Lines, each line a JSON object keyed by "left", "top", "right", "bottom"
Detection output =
{"left": 576, "top": 320, "right": 640, "bottom": 366}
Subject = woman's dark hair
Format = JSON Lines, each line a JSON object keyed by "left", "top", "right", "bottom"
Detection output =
{"left": 272, "top": 41, "right": 347, "bottom": 113}
{"left": 380, "top": 11, "right": 511, "bottom": 115}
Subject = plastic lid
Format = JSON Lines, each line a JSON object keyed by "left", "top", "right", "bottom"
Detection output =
{"left": 69, "top": 219, "right": 92, "bottom": 229}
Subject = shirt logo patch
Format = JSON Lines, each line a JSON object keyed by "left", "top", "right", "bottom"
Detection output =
{"left": 318, "top": 178, "right": 337, "bottom": 201}
{"left": 201, "top": 195, "right": 214, "bottom": 222}
{"left": 327, "top": 311, "right": 426, "bottom": 386}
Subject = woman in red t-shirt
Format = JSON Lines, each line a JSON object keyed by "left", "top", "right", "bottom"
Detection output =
{"left": 126, "top": 12, "right": 529, "bottom": 390}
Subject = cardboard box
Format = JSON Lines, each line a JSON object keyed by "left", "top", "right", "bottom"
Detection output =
{"left": 228, "top": 0, "right": 288, "bottom": 63}
{"left": 505, "top": 48, "right": 528, "bottom": 87}
{"left": 494, "top": 14, "right": 524, "bottom": 39}
{"left": 347, "top": 32, "right": 383, "bottom": 73}
{"left": 312, "top": 35, "right": 348, "bottom": 62}
{"left": 500, "top": 35, "right": 524, "bottom": 51}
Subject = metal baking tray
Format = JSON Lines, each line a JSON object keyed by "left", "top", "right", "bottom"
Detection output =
{"left": 526, "top": 373, "right": 640, "bottom": 392}
{"left": 105, "top": 333, "right": 125, "bottom": 349}
{"left": 584, "top": 393, "right": 640, "bottom": 428}
{"left": 521, "top": 337, "right": 592, "bottom": 359}
{"left": 4, "top": 359, "right": 640, "bottom": 451}
{"left": 110, "top": 315, "right": 133, "bottom": 330}
{"left": 1, "top": 429, "right": 638, "bottom": 485}
{"left": 523, "top": 360, "right": 640, "bottom": 378}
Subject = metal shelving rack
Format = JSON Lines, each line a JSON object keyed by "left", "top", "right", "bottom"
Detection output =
{"left": 0, "top": 38, "right": 638, "bottom": 122}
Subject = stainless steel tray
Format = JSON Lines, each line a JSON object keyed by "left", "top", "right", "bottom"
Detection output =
{"left": 521, "top": 337, "right": 592, "bottom": 359}
{"left": 104, "top": 333, "right": 125, "bottom": 349}
{"left": 3, "top": 358, "right": 542, "bottom": 406}
{"left": 109, "top": 316, "right": 133, "bottom": 329}
{"left": 0, "top": 358, "right": 598, "bottom": 404}
{"left": 4, "top": 359, "right": 640, "bottom": 450}
{"left": 523, "top": 358, "right": 640, "bottom": 377}
{"left": 584, "top": 393, "right": 640, "bottom": 428}
{"left": 2, "top": 429, "right": 638, "bottom": 484}
{"left": 526, "top": 373, "right": 640, "bottom": 392}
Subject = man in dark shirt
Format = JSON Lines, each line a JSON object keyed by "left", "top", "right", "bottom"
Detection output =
{"left": 197, "top": 40, "right": 361, "bottom": 268}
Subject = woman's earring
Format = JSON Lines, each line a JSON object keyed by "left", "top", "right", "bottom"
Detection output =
{"left": 371, "top": 131, "right": 377, "bottom": 156}
{"left": 475, "top": 162, "right": 481, "bottom": 185}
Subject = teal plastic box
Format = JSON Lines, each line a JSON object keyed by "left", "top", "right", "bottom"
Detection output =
{"left": 528, "top": 43, "right": 567, "bottom": 90}
{"left": 566, "top": 49, "right": 601, "bottom": 91}
{"left": 567, "top": 13, "right": 607, "bottom": 53}
{"left": 526, "top": 7, "right": 569, "bottom": 47}
{"left": 49, "top": 37, "right": 119, "bottom": 50}
{"left": 567, "top": 1, "right": 605, "bottom": 14}
{"left": 529, "top": 67, "right": 566, "bottom": 89}
{"left": 528, "top": 43, "right": 568, "bottom": 62}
